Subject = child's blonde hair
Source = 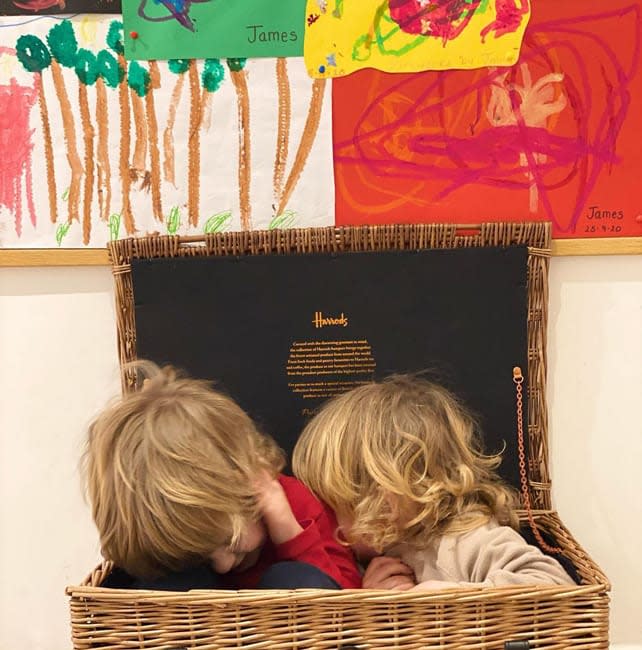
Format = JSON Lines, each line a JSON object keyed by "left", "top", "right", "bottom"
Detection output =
{"left": 293, "top": 375, "right": 518, "bottom": 553}
{"left": 83, "top": 361, "right": 284, "bottom": 579}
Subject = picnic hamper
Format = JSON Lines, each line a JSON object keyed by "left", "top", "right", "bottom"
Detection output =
{"left": 67, "top": 222, "right": 609, "bottom": 650}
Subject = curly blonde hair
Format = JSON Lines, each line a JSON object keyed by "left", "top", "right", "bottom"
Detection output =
{"left": 292, "top": 375, "right": 518, "bottom": 553}
{"left": 83, "top": 361, "right": 284, "bottom": 579}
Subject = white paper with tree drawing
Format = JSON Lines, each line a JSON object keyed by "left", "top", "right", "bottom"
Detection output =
{"left": 0, "top": 15, "right": 334, "bottom": 248}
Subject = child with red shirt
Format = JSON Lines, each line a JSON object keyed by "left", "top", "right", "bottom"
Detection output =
{"left": 84, "top": 362, "right": 360, "bottom": 591}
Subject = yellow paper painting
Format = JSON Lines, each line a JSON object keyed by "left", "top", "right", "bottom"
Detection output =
{"left": 304, "top": 0, "right": 531, "bottom": 78}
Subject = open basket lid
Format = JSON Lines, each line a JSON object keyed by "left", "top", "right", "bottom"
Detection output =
{"left": 109, "top": 223, "right": 553, "bottom": 511}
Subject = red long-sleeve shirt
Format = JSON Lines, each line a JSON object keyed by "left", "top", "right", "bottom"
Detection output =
{"left": 227, "top": 475, "right": 361, "bottom": 589}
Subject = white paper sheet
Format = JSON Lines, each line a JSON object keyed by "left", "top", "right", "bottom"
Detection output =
{"left": 0, "top": 14, "right": 334, "bottom": 248}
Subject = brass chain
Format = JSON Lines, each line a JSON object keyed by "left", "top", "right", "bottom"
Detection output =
{"left": 514, "top": 366, "right": 562, "bottom": 554}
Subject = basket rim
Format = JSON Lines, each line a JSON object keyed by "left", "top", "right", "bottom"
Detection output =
{"left": 67, "top": 573, "right": 609, "bottom": 603}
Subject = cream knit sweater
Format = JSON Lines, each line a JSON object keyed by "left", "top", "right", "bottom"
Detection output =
{"left": 388, "top": 519, "right": 574, "bottom": 590}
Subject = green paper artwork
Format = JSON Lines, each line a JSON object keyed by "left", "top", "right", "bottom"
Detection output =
{"left": 122, "top": 0, "right": 306, "bottom": 61}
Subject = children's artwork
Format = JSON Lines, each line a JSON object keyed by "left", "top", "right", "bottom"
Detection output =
{"left": 333, "top": 0, "right": 642, "bottom": 239}
{"left": 304, "top": 0, "right": 531, "bottom": 79}
{"left": 0, "top": 0, "right": 121, "bottom": 14}
{"left": 122, "top": 0, "right": 306, "bottom": 61}
{"left": 0, "top": 15, "right": 334, "bottom": 248}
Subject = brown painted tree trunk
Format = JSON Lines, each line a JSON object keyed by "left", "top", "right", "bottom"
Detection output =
{"left": 273, "top": 57, "right": 291, "bottom": 213}
{"left": 50, "top": 59, "right": 83, "bottom": 223}
{"left": 34, "top": 72, "right": 58, "bottom": 223}
{"left": 95, "top": 76, "right": 112, "bottom": 223}
{"left": 163, "top": 71, "right": 186, "bottom": 186}
{"left": 78, "top": 81, "right": 95, "bottom": 244}
{"left": 187, "top": 60, "right": 201, "bottom": 227}
{"left": 146, "top": 60, "right": 162, "bottom": 221}
{"left": 129, "top": 90, "right": 147, "bottom": 179}
{"left": 276, "top": 78, "right": 326, "bottom": 217}
{"left": 117, "top": 53, "right": 134, "bottom": 234}
{"left": 230, "top": 68, "right": 251, "bottom": 231}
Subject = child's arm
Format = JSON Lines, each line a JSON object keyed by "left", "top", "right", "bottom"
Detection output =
{"left": 411, "top": 522, "right": 575, "bottom": 590}
{"left": 255, "top": 474, "right": 362, "bottom": 588}
{"left": 255, "top": 473, "right": 304, "bottom": 544}
{"left": 462, "top": 524, "right": 575, "bottom": 587}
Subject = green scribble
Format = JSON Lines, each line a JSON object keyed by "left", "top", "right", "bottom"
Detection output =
{"left": 374, "top": 27, "right": 425, "bottom": 58}
{"left": 97, "top": 50, "right": 123, "bottom": 88}
{"left": 202, "top": 58, "right": 225, "bottom": 92}
{"left": 55, "top": 221, "right": 72, "bottom": 246}
{"left": 226, "top": 58, "right": 247, "bottom": 73}
{"left": 128, "top": 60, "right": 150, "bottom": 97}
{"left": 168, "top": 58, "right": 190, "bottom": 75}
{"left": 353, "top": 33, "right": 373, "bottom": 61}
{"left": 47, "top": 20, "right": 78, "bottom": 68}
{"left": 15, "top": 34, "right": 51, "bottom": 73}
{"left": 106, "top": 20, "right": 124, "bottom": 56}
{"left": 269, "top": 210, "right": 297, "bottom": 230}
{"left": 353, "top": 0, "right": 488, "bottom": 61}
{"left": 353, "top": 21, "right": 424, "bottom": 61}
{"left": 359, "top": 0, "right": 491, "bottom": 60}
{"left": 333, "top": 0, "right": 343, "bottom": 18}
{"left": 61, "top": 187, "right": 70, "bottom": 202}
{"left": 75, "top": 48, "right": 98, "bottom": 86}
{"left": 166, "top": 206, "right": 181, "bottom": 234}
{"left": 108, "top": 213, "right": 121, "bottom": 241}
{"left": 203, "top": 210, "right": 232, "bottom": 234}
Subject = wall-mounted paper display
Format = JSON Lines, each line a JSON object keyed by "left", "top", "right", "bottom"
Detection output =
{"left": 0, "top": 15, "right": 333, "bottom": 248}
{"left": 304, "top": 0, "right": 531, "bottom": 79}
{"left": 121, "top": 0, "right": 307, "bottom": 61}
{"left": 333, "top": 0, "right": 642, "bottom": 241}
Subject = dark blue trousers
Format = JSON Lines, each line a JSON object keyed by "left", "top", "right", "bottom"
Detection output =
{"left": 126, "top": 561, "right": 340, "bottom": 591}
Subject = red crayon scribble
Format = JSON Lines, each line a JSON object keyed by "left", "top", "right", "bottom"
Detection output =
{"left": 12, "top": 0, "right": 65, "bottom": 12}
{"left": 334, "top": 1, "right": 642, "bottom": 238}
{"left": 387, "top": 0, "right": 528, "bottom": 44}
{"left": 480, "top": 0, "right": 530, "bottom": 41}
{"left": 0, "top": 75, "right": 37, "bottom": 236}
{"left": 388, "top": 0, "right": 481, "bottom": 43}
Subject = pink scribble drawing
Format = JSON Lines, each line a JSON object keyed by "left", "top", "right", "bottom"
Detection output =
{"left": 387, "top": 0, "right": 529, "bottom": 44}
{"left": 0, "top": 47, "right": 37, "bottom": 237}
{"left": 487, "top": 63, "right": 567, "bottom": 212}
{"left": 334, "top": 3, "right": 642, "bottom": 235}
{"left": 388, "top": 0, "right": 482, "bottom": 43}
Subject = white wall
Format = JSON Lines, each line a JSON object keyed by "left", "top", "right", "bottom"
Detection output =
{"left": 549, "top": 255, "right": 642, "bottom": 646}
{"left": 0, "top": 256, "right": 640, "bottom": 649}
{"left": 0, "top": 267, "right": 119, "bottom": 650}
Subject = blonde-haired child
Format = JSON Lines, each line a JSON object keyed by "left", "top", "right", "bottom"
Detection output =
{"left": 84, "top": 362, "right": 361, "bottom": 591}
{"left": 293, "top": 375, "right": 573, "bottom": 590}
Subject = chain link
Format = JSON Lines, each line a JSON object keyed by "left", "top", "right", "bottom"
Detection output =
{"left": 514, "top": 366, "right": 562, "bottom": 554}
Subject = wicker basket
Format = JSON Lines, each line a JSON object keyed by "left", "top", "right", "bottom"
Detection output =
{"left": 67, "top": 223, "right": 609, "bottom": 650}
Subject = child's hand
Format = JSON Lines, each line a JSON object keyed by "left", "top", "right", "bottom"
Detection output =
{"left": 362, "top": 557, "right": 416, "bottom": 590}
{"left": 253, "top": 470, "right": 303, "bottom": 545}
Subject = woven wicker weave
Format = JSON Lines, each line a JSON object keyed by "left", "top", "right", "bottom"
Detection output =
{"left": 67, "top": 223, "right": 609, "bottom": 650}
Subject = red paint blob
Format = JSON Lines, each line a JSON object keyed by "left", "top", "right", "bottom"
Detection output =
{"left": 0, "top": 78, "right": 37, "bottom": 236}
